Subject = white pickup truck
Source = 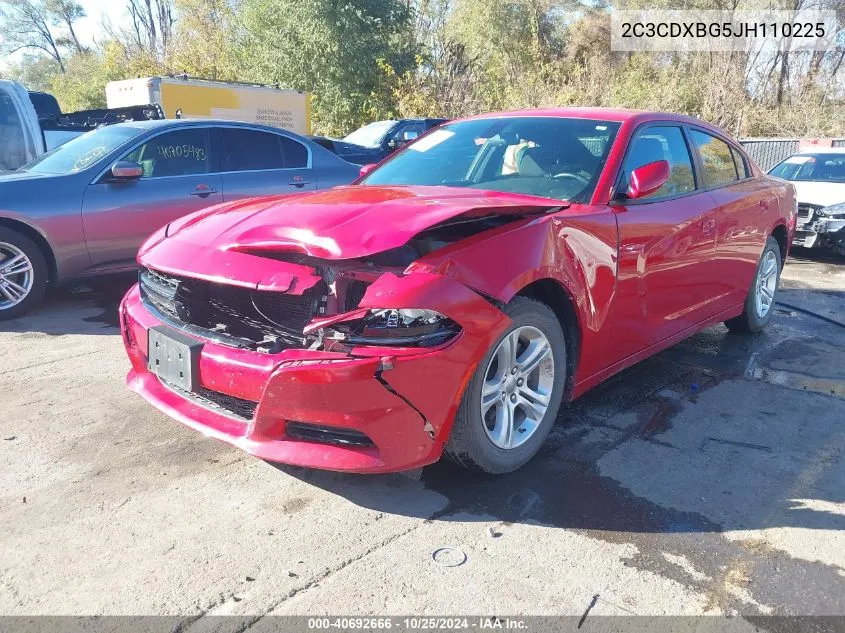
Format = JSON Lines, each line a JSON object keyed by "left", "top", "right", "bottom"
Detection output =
{"left": 0, "top": 80, "right": 163, "bottom": 171}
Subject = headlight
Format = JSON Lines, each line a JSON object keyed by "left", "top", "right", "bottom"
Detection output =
{"left": 323, "top": 308, "right": 460, "bottom": 347}
{"left": 820, "top": 202, "right": 845, "bottom": 218}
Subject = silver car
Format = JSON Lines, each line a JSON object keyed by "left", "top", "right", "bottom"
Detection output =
{"left": 0, "top": 119, "right": 360, "bottom": 319}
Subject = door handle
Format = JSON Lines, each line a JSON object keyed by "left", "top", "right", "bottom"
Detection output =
{"left": 190, "top": 185, "right": 217, "bottom": 197}
{"left": 288, "top": 181, "right": 310, "bottom": 188}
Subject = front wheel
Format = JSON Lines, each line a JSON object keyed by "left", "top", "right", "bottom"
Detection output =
{"left": 0, "top": 228, "right": 48, "bottom": 321}
{"left": 444, "top": 297, "right": 567, "bottom": 473}
{"left": 725, "top": 236, "right": 781, "bottom": 333}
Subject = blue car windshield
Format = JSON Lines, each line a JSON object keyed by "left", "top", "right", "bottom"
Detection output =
{"left": 24, "top": 126, "right": 142, "bottom": 175}
{"left": 360, "top": 117, "right": 621, "bottom": 202}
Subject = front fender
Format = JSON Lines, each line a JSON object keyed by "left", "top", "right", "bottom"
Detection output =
{"left": 405, "top": 210, "right": 619, "bottom": 387}
{"left": 408, "top": 211, "right": 619, "bottom": 334}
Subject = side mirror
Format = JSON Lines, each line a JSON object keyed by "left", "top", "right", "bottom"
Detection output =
{"left": 386, "top": 138, "right": 401, "bottom": 151}
{"left": 626, "top": 159, "right": 670, "bottom": 199}
{"left": 110, "top": 161, "right": 144, "bottom": 180}
{"left": 359, "top": 163, "right": 377, "bottom": 178}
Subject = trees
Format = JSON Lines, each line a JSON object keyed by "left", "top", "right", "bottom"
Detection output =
{"left": 2, "top": 0, "right": 842, "bottom": 136}
{"left": 165, "top": 0, "right": 237, "bottom": 81}
{"left": 235, "top": 0, "right": 417, "bottom": 136}
{"left": 123, "top": 0, "right": 174, "bottom": 57}
{"left": 0, "top": 0, "right": 85, "bottom": 71}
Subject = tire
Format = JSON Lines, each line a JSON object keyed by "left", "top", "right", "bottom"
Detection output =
{"left": 444, "top": 296, "right": 567, "bottom": 474}
{"left": 725, "top": 236, "right": 781, "bottom": 334}
{"left": 0, "top": 227, "right": 48, "bottom": 321}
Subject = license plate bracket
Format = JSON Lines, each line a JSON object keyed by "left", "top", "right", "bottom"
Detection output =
{"left": 147, "top": 326, "right": 203, "bottom": 392}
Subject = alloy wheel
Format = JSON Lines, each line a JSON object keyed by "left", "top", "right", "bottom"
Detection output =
{"left": 480, "top": 326, "right": 555, "bottom": 449}
{"left": 755, "top": 250, "right": 778, "bottom": 319}
{"left": 0, "top": 242, "right": 35, "bottom": 311}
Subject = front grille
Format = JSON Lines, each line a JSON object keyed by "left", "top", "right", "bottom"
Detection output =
{"left": 140, "top": 268, "right": 326, "bottom": 350}
{"left": 797, "top": 203, "right": 821, "bottom": 227}
{"left": 162, "top": 381, "right": 258, "bottom": 421}
{"left": 285, "top": 422, "right": 375, "bottom": 447}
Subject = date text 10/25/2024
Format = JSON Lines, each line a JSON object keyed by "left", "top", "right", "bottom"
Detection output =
{"left": 307, "top": 618, "right": 528, "bottom": 630}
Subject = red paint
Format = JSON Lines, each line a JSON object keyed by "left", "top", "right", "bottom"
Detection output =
{"left": 121, "top": 108, "right": 796, "bottom": 473}
{"left": 359, "top": 163, "right": 378, "bottom": 178}
{"left": 627, "top": 160, "right": 670, "bottom": 199}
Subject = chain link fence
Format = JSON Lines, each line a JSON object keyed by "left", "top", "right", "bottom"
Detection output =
{"left": 740, "top": 138, "right": 845, "bottom": 171}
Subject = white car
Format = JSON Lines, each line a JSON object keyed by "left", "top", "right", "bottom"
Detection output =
{"left": 768, "top": 148, "right": 845, "bottom": 253}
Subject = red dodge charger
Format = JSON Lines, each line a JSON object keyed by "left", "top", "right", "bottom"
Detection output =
{"left": 120, "top": 108, "right": 796, "bottom": 474}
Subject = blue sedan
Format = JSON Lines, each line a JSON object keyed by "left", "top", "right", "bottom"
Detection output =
{"left": 0, "top": 119, "right": 360, "bottom": 319}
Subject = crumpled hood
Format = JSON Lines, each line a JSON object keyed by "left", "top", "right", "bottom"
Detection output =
{"left": 164, "top": 185, "right": 562, "bottom": 260}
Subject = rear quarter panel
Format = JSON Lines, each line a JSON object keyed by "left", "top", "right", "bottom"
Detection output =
{"left": 311, "top": 143, "right": 362, "bottom": 189}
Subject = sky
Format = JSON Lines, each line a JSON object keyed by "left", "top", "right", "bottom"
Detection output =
{"left": 1, "top": 0, "right": 128, "bottom": 70}
{"left": 75, "top": 0, "right": 130, "bottom": 48}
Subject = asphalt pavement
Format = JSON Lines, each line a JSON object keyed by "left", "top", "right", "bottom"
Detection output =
{"left": 0, "top": 252, "right": 843, "bottom": 624}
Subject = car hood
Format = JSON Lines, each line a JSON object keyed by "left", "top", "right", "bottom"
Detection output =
{"left": 161, "top": 185, "right": 564, "bottom": 261}
{"left": 0, "top": 170, "right": 57, "bottom": 183}
{"left": 792, "top": 181, "right": 845, "bottom": 208}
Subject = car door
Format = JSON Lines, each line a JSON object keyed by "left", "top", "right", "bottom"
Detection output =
{"left": 612, "top": 124, "right": 719, "bottom": 355}
{"left": 687, "top": 128, "right": 775, "bottom": 309}
{"left": 81, "top": 126, "right": 221, "bottom": 268}
{"left": 217, "top": 126, "right": 315, "bottom": 201}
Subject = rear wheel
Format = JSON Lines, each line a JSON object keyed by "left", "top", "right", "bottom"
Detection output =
{"left": 725, "top": 236, "right": 781, "bottom": 333}
{"left": 0, "top": 228, "right": 48, "bottom": 321}
{"left": 444, "top": 297, "right": 567, "bottom": 474}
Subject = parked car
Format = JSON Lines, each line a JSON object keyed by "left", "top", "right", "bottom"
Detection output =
{"left": 768, "top": 148, "right": 845, "bottom": 253}
{"left": 0, "top": 119, "right": 360, "bottom": 319}
{"left": 308, "top": 136, "right": 383, "bottom": 166}
{"left": 121, "top": 108, "right": 796, "bottom": 475}
{"left": 311, "top": 118, "right": 447, "bottom": 165}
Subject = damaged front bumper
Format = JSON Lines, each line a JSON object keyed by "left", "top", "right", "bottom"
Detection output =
{"left": 794, "top": 205, "right": 845, "bottom": 252}
{"left": 120, "top": 270, "right": 510, "bottom": 473}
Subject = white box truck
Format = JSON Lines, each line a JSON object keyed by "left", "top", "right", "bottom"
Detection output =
{"left": 106, "top": 76, "right": 312, "bottom": 135}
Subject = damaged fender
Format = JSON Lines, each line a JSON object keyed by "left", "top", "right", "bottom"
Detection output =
{"left": 308, "top": 271, "right": 513, "bottom": 448}
{"left": 407, "top": 207, "right": 620, "bottom": 391}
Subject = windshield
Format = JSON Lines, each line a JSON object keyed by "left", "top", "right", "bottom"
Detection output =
{"left": 361, "top": 117, "right": 621, "bottom": 202}
{"left": 769, "top": 153, "right": 845, "bottom": 184}
{"left": 343, "top": 120, "right": 397, "bottom": 148}
{"left": 23, "top": 125, "right": 142, "bottom": 175}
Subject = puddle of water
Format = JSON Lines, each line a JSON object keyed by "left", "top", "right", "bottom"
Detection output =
{"left": 746, "top": 366, "right": 845, "bottom": 399}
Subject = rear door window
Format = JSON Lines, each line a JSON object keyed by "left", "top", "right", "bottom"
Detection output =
{"left": 222, "top": 128, "right": 285, "bottom": 172}
{"left": 730, "top": 147, "right": 749, "bottom": 178}
{"left": 690, "top": 130, "right": 739, "bottom": 188}
{"left": 280, "top": 135, "right": 309, "bottom": 168}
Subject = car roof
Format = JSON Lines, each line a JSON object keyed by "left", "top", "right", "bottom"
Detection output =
{"left": 455, "top": 107, "right": 740, "bottom": 145}
{"left": 109, "top": 118, "right": 305, "bottom": 135}
{"left": 463, "top": 107, "right": 722, "bottom": 128}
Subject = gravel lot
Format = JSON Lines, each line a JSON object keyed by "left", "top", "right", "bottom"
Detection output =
{"left": 1, "top": 252, "right": 843, "bottom": 622}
